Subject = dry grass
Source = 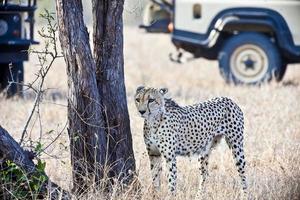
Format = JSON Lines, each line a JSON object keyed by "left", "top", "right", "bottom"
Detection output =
{"left": 1, "top": 27, "right": 300, "bottom": 199}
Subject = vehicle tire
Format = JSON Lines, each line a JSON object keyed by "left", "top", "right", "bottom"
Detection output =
{"left": 218, "top": 32, "right": 285, "bottom": 85}
{"left": 0, "top": 62, "right": 24, "bottom": 97}
{"left": 276, "top": 63, "right": 287, "bottom": 82}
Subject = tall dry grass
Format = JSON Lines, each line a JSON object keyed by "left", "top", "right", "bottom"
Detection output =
{"left": 0, "top": 27, "right": 300, "bottom": 199}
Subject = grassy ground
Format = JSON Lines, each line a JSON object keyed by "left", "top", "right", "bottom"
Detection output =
{"left": 0, "top": 27, "right": 300, "bottom": 199}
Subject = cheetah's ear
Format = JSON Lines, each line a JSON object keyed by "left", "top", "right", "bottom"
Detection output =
{"left": 136, "top": 86, "right": 145, "bottom": 93}
{"left": 159, "top": 88, "right": 168, "bottom": 95}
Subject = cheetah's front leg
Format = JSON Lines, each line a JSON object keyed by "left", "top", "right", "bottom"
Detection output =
{"left": 149, "top": 155, "right": 162, "bottom": 191}
{"left": 164, "top": 154, "right": 177, "bottom": 195}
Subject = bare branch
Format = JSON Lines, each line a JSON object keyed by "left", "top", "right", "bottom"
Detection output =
{"left": 19, "top": 10, "right": 62, "bottom": 146}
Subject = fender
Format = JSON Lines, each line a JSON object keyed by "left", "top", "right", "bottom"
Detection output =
{"left": 214, "top": 8, "right": 300, "bottom": 58}
{"left": 172, "top": 7, "right": 300, "bottom": 60}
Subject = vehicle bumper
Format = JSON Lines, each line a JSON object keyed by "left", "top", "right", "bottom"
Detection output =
{"left": 0, "top": 44, "right": 30, "bottom": 63}
{"left": 139, "top": 19, "right": 171, "bottom": 33}
{"left": 171, "top": 29, "right": 223, "bottom": 60}
{"left": 0, "top": 39, "right": 38, "bottom": 63}
{"left": 0, "top": 51, "right": 29, "bottom": 63}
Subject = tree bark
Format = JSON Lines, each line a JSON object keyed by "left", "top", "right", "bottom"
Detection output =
{"left": 56, "top": 0, "right": 107, "bottom": 193}
{"left": 0, "top": 126, "right": 70, "bottom": 200}
{"left": 92, "top": 0, "right": 135, "bottom": 183}
{"left": 56, "top": 0, "right": 136, "bottom": 193}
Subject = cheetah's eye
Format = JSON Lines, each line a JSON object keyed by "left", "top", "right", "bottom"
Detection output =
{"left": 135, "top": 98, "right": 140, "bottom": 103}
{"left": 148, "top": 98, "right": 155, "bottom": 103}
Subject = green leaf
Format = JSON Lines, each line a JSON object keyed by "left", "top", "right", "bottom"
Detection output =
{"left": 46, "top": 130, "right": 54, "bottom": 134}
{"left": 36, "top": 159, "right": 46, "bottom": 172}
{"left": 34, "top": 142, "right": 43, "bottom": 154}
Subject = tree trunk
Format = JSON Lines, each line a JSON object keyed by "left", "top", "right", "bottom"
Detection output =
{"left": 56, "top": 0, "right": 107, "bottom": 193}
{"left": 0, "top": 126, "right": 70, "bottom": 200}
{"left": 92, "top": 0, "right": 135, "bottom": 183}
{"left": 56, "top": 0, "right": 136, "bottom": 193}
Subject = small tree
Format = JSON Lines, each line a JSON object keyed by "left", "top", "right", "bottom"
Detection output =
{"left": 56, "top": 0, "right": 136, "bottom": 193}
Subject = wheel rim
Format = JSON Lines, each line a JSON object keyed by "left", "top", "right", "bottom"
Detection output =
{"left": 230, "top": 44, "right": 269, "bottom": 83}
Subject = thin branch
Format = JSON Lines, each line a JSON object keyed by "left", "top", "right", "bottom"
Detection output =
{"left": 19, "top": 90, "right": 42, "bottom": 145}
{"left": 38, "top": 121, "right": 68, "bottom": 155}
{"left": 19, "top": 10, "right": 62, "bottom": 146}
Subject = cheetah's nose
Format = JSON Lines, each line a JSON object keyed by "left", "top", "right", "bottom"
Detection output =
{"left": 139, "top": 110, "right": 146, "bottom": 115}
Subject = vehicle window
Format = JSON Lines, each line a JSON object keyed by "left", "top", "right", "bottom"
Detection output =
{"left": 1, "top": 0, "right": 28, "bottom": 6}
{"left": 193, "top": 4, "right": 202, "bottom": 19}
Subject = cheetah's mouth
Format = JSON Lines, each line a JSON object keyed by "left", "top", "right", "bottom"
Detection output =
{"left": 140, "top": 113, "right": 149, "bottom": 118}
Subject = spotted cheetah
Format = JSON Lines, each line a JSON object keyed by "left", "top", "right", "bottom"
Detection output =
{"left": 134, "top": 86, "right": 247, "bottom": 196}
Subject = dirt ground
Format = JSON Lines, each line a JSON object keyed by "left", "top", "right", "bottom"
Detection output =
{"left": 0, "top": 27, "right": 300, "bottom": 199}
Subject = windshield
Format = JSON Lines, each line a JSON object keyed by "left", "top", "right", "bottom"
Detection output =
{"left": 0, "top": 0, "right": 31, "bottom": 6}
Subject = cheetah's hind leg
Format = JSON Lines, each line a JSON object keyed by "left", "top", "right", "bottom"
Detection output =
{"left": 196, "top": 137, "right": 219, "bottom": 199}
{"left": 225, "top": 136, "right": 248, "bottom": 198}
{"left": 195, "top": 152, "right": 209, "bottom": 200}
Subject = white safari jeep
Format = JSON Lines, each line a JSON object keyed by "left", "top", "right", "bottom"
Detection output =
{"left": 141, "top": 0, "right": 300, "bottom": 84}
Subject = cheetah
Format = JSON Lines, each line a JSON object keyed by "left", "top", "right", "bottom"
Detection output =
{"left": 134, "top": 86, "right": 247, "bottom": 196}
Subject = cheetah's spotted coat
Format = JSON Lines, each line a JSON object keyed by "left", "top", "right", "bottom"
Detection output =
{"left": 134, "top": 86, "right": 247, "bottom": 196}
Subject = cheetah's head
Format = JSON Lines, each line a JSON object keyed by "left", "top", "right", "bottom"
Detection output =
{"left": 134, "top": 86, "right": 168, "bottom": 119}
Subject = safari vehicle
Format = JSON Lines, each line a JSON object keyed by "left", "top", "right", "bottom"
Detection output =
{"left": 141, "top": 0, "right": 300, "bottom": 84}
{"left": 0, "top": 0, "right": 38, "bottom": 96}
